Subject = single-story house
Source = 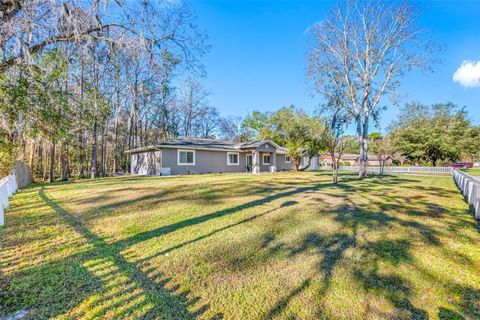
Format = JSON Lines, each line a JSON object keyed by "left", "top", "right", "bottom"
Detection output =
{"left": 320, "top": 153, "right": 393, "bottom": 166}
{"left": 126, "top": 138, "right": 320, "bottom": 175}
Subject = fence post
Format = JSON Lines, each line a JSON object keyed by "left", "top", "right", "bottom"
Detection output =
{"left": 465, "top": 179, "right": 471, "bottom": 197}
{"left": 469, "top": 183, "right": 476, "bottom": 205}
{"left": 0, "top": 182, "right": 8, "bottom": 227}
{"left": 476, "top": 188, "right": 480, "bottom": 220}
{"left": 466, "top": 180, "right": 472, "bottom": 199}
{"left": 2, "top": 182, "right": 9, "bottom": 209}
{"left": 12, "top": 173, "right": 18, "bottom": 193}
{"left": 0, "top": 201, "right": 3, "bottom": 226}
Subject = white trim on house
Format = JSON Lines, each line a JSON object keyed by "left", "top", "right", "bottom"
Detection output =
{"left": 177, "top": 149, "right": 195, "bottom": 166}
{"left": 261, "top": 140, "right": 282, "bottom": 150}
{"left": 285, "top": 155, "right": 291, "bottom": 163}
{"left": 263, "top": 154, "right": 271, "bottom": 165}
{"left": 227, "top": 152, "right": 240, "bottom": 165}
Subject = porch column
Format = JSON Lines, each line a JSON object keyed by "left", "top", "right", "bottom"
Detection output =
{"left": 270, "top": 150, "right": 277, "bottom": 173}
{"left": 252, "top": 149, "right": 260, "bottom": 174}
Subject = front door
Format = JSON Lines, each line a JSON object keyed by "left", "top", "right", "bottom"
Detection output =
{"left": 246, "top": 154, "right": 253, "bottom": 172}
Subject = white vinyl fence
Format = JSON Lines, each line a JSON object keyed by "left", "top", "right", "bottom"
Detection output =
{"left": 0, "top": 162, "right": 32, "bottom": 227}
{"left": 321, "top": 166, "right": 453, "bottom": 174}
{"left": 0, "top": 174, "right": 18, "bottom": 226}
{"left": 452, "top": 169, "right": 480, "bottom": 220}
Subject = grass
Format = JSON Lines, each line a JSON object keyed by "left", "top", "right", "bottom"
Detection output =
{"left": 463, "top": 168, "right": 480, "bottom": 176}
{"left": 1, "top": 171, "right": 480, "bottom": 319}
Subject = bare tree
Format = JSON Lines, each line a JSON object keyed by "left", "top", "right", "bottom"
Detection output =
{"left": 219, "top": 116, "right": 251, "bottom": 142}
{"left": 0, "top": 0, "right": 208, "bottom": 181}
{"left": 369, "top": 134, "right": 392, "bottom": 175}
{"left": 321, "top": 97, "right": 351, "bottom": 184}
{"left": 194, "top": 105, "right": 220, "bottom": 138}
{"left": 307, "top": 0, "right": 436, "bottom": 178}
{"left": 178, "top": 78, "right": 210, "bottom": 137}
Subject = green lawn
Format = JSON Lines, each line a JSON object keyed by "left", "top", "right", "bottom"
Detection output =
{"left": 1, "top": 172, "right": 479, "bottom": 319}
{"left": 463, "top": 168, "right": 480, "bottom": 176}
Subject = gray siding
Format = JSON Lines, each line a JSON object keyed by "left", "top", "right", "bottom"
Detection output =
{"left": 276, "top": 154, "right": 295, "bottom": 171}
{"left": 255, "top": 142, "right": 276, "bottom": 152}
{"left": 161, "top": 148, "right": 247, "bottom": 175}
{"left": 131, "top": 151, "right": 161, "bottom": 175}
{"left": 259, "top": 151, "right": 274, "bottom": 172}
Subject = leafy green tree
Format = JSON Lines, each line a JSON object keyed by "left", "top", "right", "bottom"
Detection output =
{"left": 460, "top": 126, "right": 480, "bottom": 163}
{"left": 243, "top": 106, "right": 327, "bottom": 170}
{"left": 29, "top": 50, "right": 70, "bottom": 182}
{"left": 390, "top": 102, "right": 471, "bottom": 166}
{"left": 0, "top": 134, "right": 17, "bottom": 177}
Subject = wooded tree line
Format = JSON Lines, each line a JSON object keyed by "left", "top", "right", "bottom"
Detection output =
{"left": 0, "top": 0, "right": 237, "bottom": 181}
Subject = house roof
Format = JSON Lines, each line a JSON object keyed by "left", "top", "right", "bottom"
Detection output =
{"left": 239, "top": 140, "right": 288, "bottom": 154}
{"left": 239, "top": 140, "right": 280, "bottom": 149}
{"left": 157, "top": 138, "right": 242, "bottom": 150}
{"left": 126, "top": 138, "right": 290, "bottom": 154}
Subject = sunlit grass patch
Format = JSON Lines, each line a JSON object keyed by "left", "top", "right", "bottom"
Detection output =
{"left": 463, "top": 168, "right": 480, "bottom": 176}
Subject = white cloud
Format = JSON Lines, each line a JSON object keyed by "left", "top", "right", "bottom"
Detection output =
{"left": 453, "top": 60, "right": 480, "bottom": 88}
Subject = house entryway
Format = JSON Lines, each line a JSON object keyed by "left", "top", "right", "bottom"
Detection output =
{"left": 246, "top": 154, "right": 253, "bottom": 172}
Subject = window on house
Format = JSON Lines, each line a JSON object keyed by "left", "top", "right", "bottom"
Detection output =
{"left": 263, "top": 154, "right": 271, "bottom": 165}
{"left": 227, "top": 152, "right": 239, "bottom": 165}
{"left": 178, "top": 150, "right": 195, "bottom": 165}
{"left": 285, "top": 156, "right": 291, "bottom": 163}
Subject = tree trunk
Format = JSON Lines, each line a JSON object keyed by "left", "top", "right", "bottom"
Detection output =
{"left": 78, "top": 132, "right": 85, "bottom": 178}
{"left": 29, "top": 141, "right": 35, "bottom": 168}
{"left": 298, "top": 155, "right": 312, "bottom": 172}
{"left": 293, "top": 157, "right": 301, "bottom": 171}
{"left": 37, "top": 143, "right": 43, "bottom": 180}
{"left": 78, "top": 50, "right": 85, "bottom": 178}
{"left": 358, "top": 119, "right": 369, "bottom": 178}
{"left": 61, "top": 143, "right": 68, "bottom": 181}
{"left": 43, "top": 143, "right": 48, "bottom": 181}
{"left": 91, "top": 121, "right": 98, "bottom": 178}
{"left": 20, "top": 137, "right": 26, "bottom": 162}
{"left": 101, "top": 118, "right": 107, "bottom": 176}
{"left": 113, "top": 59, "right": 121, "bottom": 173}
{"left": 333, "top": 155, "right": 339, "bottom": 184}
{"left": 49, "top": 142, "right": 55, "bottom": 183}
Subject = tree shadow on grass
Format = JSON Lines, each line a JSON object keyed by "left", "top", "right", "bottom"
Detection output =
{"left": 20, "top": 187, "right": 212, "bottom": 319}
{"left": 258, "top": 186, "right": 451, "bottom": 319}
{"left": 3, "top": 178, "right": 343, "bottom": 318}
{"left": 111, "top": 178, "right": 359, "bottom": 252}
{"left": 134, "top": 200, "right": 298, "bottom": 266}
{"left": 71, "top": 181, "right": 295, "bottom": 223}
{"left": 3, "top": 173, "right": 477, "bottom": 319}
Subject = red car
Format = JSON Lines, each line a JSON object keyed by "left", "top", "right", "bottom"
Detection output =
{"left": 449, "top": 162, "right": 473, "bottom": 169}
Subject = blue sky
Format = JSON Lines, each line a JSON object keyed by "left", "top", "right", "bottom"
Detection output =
{"left": 191, "top": 1, "right": 480, "bottom": 132}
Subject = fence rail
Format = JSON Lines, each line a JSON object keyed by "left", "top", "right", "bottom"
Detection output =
{"left": 321, "top": 166, "right": 453, "bottom": 174}
{"left": 452, "top": 169, "right": 480, "bottom": 220}
{"left": 320, "top": 165, "right": 479, "bottom": 220}
{"left": 0, "top": 174, "right": 18, "bottom": 226}
{"left": 0, "top": 162, "right": 32, "bottom": 226}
